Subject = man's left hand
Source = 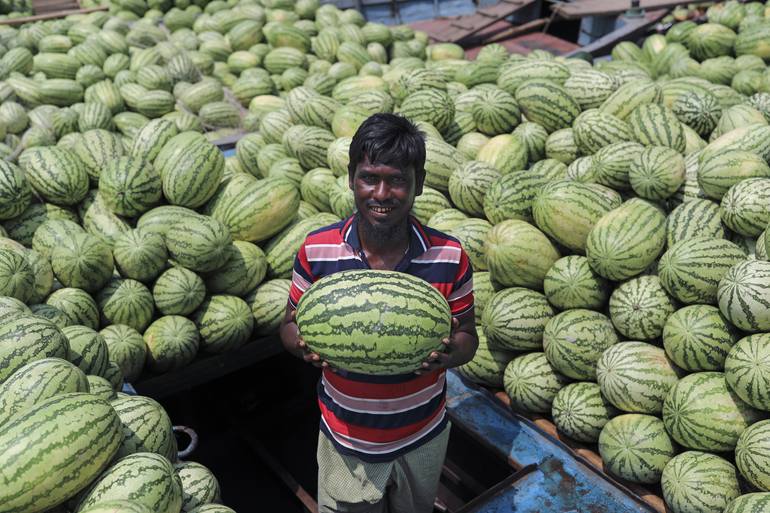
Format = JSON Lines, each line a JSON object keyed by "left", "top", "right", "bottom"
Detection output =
{"left": 416, "top": 317, "right": 460, "bottom": 375}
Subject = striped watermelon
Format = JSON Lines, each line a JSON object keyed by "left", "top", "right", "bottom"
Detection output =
{"left": 543, "top": 255, "right": 611, "bottom": 311}
{"left": 0, "top": 248, "right": 34, "bottom": 303}
{"left": 725, "top": 334, "right": 770, "bottom": 411}
{"left": 663, "top": 305, "right": 739, "bottom": 372}
{"left": 0, "top": 160, "right": 31, "bottom": 221}
{"left": 504, "top": 352, "right": 571, "bottom": 413}
{"left": 543, "top": 309, "right": 619, "bottom": 381}
{"left": 717, "top": 260, "right": 770, "bottom": 332}
{"left": 296, "top": 270, "right": 450, "bottom": 374}
{"left": 470, "top": 87, "right": 521, "bottom": 136}
{"left": 87, "top": 375, "right": 116, "bottom": 402}
{"left": 564, "top": 69, "right": 619, "bottom": 110}
{"left": 496, "top": 60, "right": 569, "bottom": 96}
{"left": 589, "top": 141, "right": 645, "bottom": 191}
{"left": 70, "top": 129, "right": 124, "bottom": 182}
{"left": 75, "top": 452, "right": 183, "bottom": 513}
{"left": 672, "top": 90, "right": 722, "bottom": 138}
{"left": 31, "top": 218, "right": 84, "bottom": 260}
{"left": 4, "top": 202, "right": 79, "bottom": 248}
{"left": 448, "top": 161, "right": 500, "bottom": 217}
{"left": 483, "top": 170, "right": 549, "bottom": 224}
{"left": 662, "top": 371, "right": 763, "bottom": 452}
{"left": 596, "top": 341, "right": 681, "bottom": 414}
{"left": 484, "top": 220, "right": 560, "bottom": 289}
{"left": 724, "top": 493, "right": 770, "bottom": 513}
{"left": 143, "top": 315, "right": 200, "bottom": 374}
{"left": 532, "top": 180, "right": 621, "bottom": 253}
{"left": 629, "top": 145, "right": 686, "bottom": 200}
{"left": 514, "top": 79, "right": 580, "bottom": 133}
{"left": 0, "top": 315, "right": 69, "bottom": 384}
{"left": 399, "top": 88, "right": 454, "bottom": 134}
{"left": 628, "top": 104, "right": 686, "bottom": 153}
{"left": 193, "top": 295, "right": 254, "bottom": 354}
{"left": 661, "top": 451, "right": 741, "bottom": 513}
{"left": 586, "top": 199, "right": 666, "bottom": 281}
{"left": 544, "top": 128, "right": 579, "bottom": 165}
{"left": 97, "top": 279, "right": 155, "bottom": 333}
{"left": 62, "top": 325, "right": 109, "bottom": 377}
{"left": 598, "top": 414, "right": 675, "bottom": 484}
{"left": 155, "top": 132, "right": 224, "bottom": 209}
{"left": 720, "top": 178, "right": 770, "bottom": 237}
{"left": 18, "top": 146, "right": 89, "bottom": 206}
{"left": 455, "top": 332, "right": 515, "bottom": 388}
{"left": 51, "top": 232, "right": 114, "bottom": 294}
{"left": 111, "top": 394, "right": 177, "bottom": 461}
{"left": 265, "top": 213, "right": 339, "bottom": 279}
{"left": 166, "top": 215, "right": 232, "bottom": 273}
{"left": 130, "top": 118, "right": 179, "bottom": 164}
{"left": 410, "top": 186, "right": 451, "bottom": 226}
{"left": 0, "top": 393, "right": 122, "bottom": 513}
{"left": 174, "top": 461, "right": 222, "bottom": 512}
{"left": 573, "top": 109, "right": 633, "bottom": 156}
{"left": 698, "top": 150, "right": 770, "bottom": 201}
{"left": 447, "top": 218, "right": 491, "bottom": 273}
{"left": 0, "top": 357, "right": 87, "bottom": 425}
{"left": 113, "top": 229, "right": 168, "bottom": 284}
{"left": 46, "top": 288, "right": 99, "bottom": 330}
{"left": 249, "top": 279, "right": 291, "bottom": 336}
{"left": 77, "top": 190, "right": 132, "bottom": 247}
{"left": 471, "top": 272, "right": 495, "bottom": 324}
{"left": 666, "top": 199, "right": 725, "bottom": 247}
{"left": 736, "top": 420, "right": 770, "bottom": 492}
{"left": 101, "top": 324, "right": 146, "bottom": 383}
{"left": 153, "top": 267, "right": 206, "bottom": 317}
{"left": 600, "top": 81, "right": 662, "bottom": 121}
{"left": 423, "top": 136, "right": 467, "bottom": 193}
{"left": 552, "top": 382, "right": 617, "bottom": 443}
{"left": 609, "top": 276, "right": 677, "bottom": 340}
{"left": 204, "top": 241, "right": 267, "bottom": 297}
{"left": 99, "top": 157, "right": 162, "bottom": 217}
{"left": 482, "top": 287, "right": 554, "bottom": 352}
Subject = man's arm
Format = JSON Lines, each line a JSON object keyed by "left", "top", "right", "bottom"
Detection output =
{"left": 417, "top": 308, "right": 479, "bottom": 374}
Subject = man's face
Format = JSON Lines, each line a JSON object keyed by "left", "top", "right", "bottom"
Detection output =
{"left": 350, "top": 156, "right": 423, "bottom": 231}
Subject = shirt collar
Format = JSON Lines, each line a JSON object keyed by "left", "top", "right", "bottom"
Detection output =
{"left": 341, "top": 213, "right": 432, "bottom": 260}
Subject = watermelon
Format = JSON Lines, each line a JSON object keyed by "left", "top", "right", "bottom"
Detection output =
{"left": 296, "top": 270, "right": 450, "bottom": 374}
{"left": 46, "top": 288, "right": 99, "bottom": 330}
{"left": 514, "top": 79, "right": 580, "bottom": 133}
{"left": 589, "top": 141, "right": 645, "bottom": 191}
{"left": 628, "top": 104, "right": 686, "bottom": 153}
{"left": 31, "top": 218, "right": 85, "bottom": 260}
{"left": 174, "top": 461, "right": 222, "bottom": 512}
{"left": 0, "top": 315, "right": 69, "bottom": 384}
{"left": 504, "top": 352, "right": 571, "bottom": 413}
{"left": 0, "top": 393, "right": 122, "bottom": 513}
{"left": 99, "top": 156, "right": 162, "bottom": 217}
{"left": 0, "top": 160, "right": 31, "bottom": 221}
{"left": 204, "top": 241, "right": 267, "bottom": 297}
{"left": 18, "top": 146, "right": 89, "bottom": 206}
{"left": 482, "top": 287, "right": 554, "bottom": 352}
{"left": 476, "top": 134, "right": 527, "bottom": 175}
{"left": 249, "top": 279, "right": 291, "bottom": 336}
{"left": 75, "top": 452, "right": 183, "bottom": 513}
{"left": 573, "top": 109, "right": 634, "bottom": 156}
{"left": 543, "top": 309, "right": 619, "bottom": 381}
{"left": 79, "top": 501, "right": 153, "bottom": 513}
{"left": 155, "top": 132, "right": 225, "bottom": 209}
{"left": 724, "top": 494, "right": 770, "bottom": 513}
{"left": 143, "top": 315, "right": 200, "bottom": 374}
{"left": 666, "top": 199, "right": 725, "bottom": 247}
{"left": 399, "top": 88, "right": 454, "bottom": 134}
{"left": 720, "top": 178, "right": 770, "bottom": 237}
{"left": 97, "top": 278, "right": 155, "bottom": 332}
{"left": 609, "top": 276, "right": 677, "bottom": 341}
{"left": 0, "top": 248, "right": 34, "bottom": 303}
{"left": 448, "top": 161, "right": 500, "bottom": 217}
{"left": 101, "top": 324, "right": 146, "bottom": 383}
{"left": 598, "top": 414, "right": 676, "bottom": 484}
{"left": 0, "top": 357, "right": 87, "bottom": 425}
{"left": 455, "top": 332, "right": 515, "bottom": 388}
{"left": 412, "top": 186, "right": 453, "bottom": 226}
{"left": 484, "top": 220, "right": 560, "bottom": 289}
{"left": 697, "top": 150, "right": 770, "bottom": 200}
{"left": 543, "top": 255, "right": 611, "bottom": 311}
{"left": 111, "top": 394, "right": 177, "bottom": 461}
{"left": 87, "top": 375, "right": 116, "bottom": 402}
{"left": 265, "top": 213, "right": 339, "bottom": 279}
{"left": 661, "top": 451, "right": 741, "bottom": 513}
{"left": 193, "top": 295, "right": 254, "bottom": 354}
{"left": 736, "top": 420, "right": 770, "bottom": 492}
{"left": 585, "top": 198, "right": 666, "bottom": 281}
{"left": 166, "top": 215, "right": 232, "bottom": 273}
{"left": 663, "top": 305, "right": 739, "bottom": 372}
{"left": 596, "top": 341, "right": 681, "bottom": 414}
{"left": 717, "top": 260, "right": 770, "bottom": 332}
{"left": 629, "top": 145, "right": 686, "bottom": 200}
{"left": 662, "top": 371, "right": 764, "bottom": 452}
{"left": 113, "top": 228, "right": 168, "bottom": 284}
{"left": 725, "top": 334, "right": 770, "bottom": 411}
{"left": 483, "top": 170, "right": 549, "bottom": 224}
{"left": 51, "top": 232, "right": 114, "bottom": 293}
{"left": 552, "top": 382, "right": 617, "bottom": 443}
{"left": 532, "top": 180, "right": 621, "bottom": 253}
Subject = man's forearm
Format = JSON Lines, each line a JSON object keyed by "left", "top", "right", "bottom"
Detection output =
{"left": 447, "top": 329, "right": 479, "bottom": 368}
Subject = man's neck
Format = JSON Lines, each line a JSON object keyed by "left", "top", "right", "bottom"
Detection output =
{"left": 357, "top": 214, "right": 410, "bottom": 257}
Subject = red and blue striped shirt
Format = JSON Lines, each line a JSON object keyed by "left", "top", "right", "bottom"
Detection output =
{"left": 288, "top": 214, "right": 474, "bottom": 462}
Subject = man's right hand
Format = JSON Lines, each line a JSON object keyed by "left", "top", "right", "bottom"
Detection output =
{"left": 297, "top": 336, "right": 330, "bottom": 369}
{"left": 283, "top": 306, "right": 333, "bottom": 370}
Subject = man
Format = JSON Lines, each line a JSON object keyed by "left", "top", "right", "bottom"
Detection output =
{"left": 279, "top": 113, "right": 479, "bottom": 513}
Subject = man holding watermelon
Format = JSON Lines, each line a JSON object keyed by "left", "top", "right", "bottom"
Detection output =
{"left": 280, "top": 113, "right": 479, "bottom": 513}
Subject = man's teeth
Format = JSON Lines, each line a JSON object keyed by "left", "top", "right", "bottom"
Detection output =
{"left": 371, "top": 206, "right": 393, "bottom": 213}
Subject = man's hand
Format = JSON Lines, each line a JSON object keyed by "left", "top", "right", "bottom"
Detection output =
{"left": 289, "top": 309, "right": 334, "bottom": 370}
{"left": 416, "top": 317, "right": 460, "bottom": 374}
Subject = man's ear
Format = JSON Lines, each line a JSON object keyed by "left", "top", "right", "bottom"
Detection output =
{"left": 414, "top": 170, "right": 425, "bottom": 197}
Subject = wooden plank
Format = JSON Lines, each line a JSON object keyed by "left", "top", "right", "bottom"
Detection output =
{"left": 565, "top": 9, "right": 667, "bottom": 57}
{"left": 133, "top": 337, "right": 284, "bottom": 399}
{"left": 0, "top": 5, "right": 106, "bottom": 25}
{"left": 416, "top": 0, "right": 538, "bottom": 43}
{"left": 553, "top": 0, "right": 691, "bottom": 19}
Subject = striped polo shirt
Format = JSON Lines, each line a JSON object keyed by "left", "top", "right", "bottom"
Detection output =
{"left": 288, "top": 213, "right": 474, "bottom": 462}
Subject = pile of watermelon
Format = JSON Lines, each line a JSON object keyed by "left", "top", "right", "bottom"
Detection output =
{"left": 0, "top": 0, "right": 770, "bottom": 510}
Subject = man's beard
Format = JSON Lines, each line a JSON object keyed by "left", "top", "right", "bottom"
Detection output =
{"left": 357, "top": 210, "right": 405, "bottom": 243}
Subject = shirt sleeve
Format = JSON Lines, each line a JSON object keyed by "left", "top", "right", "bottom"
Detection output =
{"left": 447, "top": 247, "right": 474, "bottom": 317}
{"left": 288, "top": 239, "right": 314, "bottom": 309}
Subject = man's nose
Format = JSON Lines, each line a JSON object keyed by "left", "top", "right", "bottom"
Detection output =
{"left": 373, "top": 181, "right": 389, "bottom": 201}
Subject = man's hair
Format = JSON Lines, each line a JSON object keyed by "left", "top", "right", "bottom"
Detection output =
{"left": 347, "top": 113, "right": 426, "bottom": 181}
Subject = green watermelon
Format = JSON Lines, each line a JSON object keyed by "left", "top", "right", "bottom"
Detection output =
{"left": 717, "top": 260, "right": 770, "bottom": 332}
{"left": 609, "top": 276, "right": 677, "bottom": 340}
{"left": 725, "top": 334, "right": 770, "bottom": 411}
{"left": 193, "top": 295, "right": 254, "bottom": 354}
{"left": 736, "top": 420, "right": 770, "bottom": 492}
{"left": 724, "top": 493, "right": 770, "bottom": 513}
{"left": 249, "top": 279, "right": 291, "bottom": 336}
{"left": 598, "top": 414, "right": 676, "bottom": 484}
{"left": 97, "top": 279, "right": 155, "bottom": 332}
{"left": 101, "top": 324, "right": 146, "bottom": 383}
{"left": 111, "top": 394, "right": 177, "bottom": 461}
{"left": 112, "top": 228, "right": 168, "bottom": 284}
{"left": 552, "top": 382, "right": 617, "bottom": 443}
{"left": 482, "top": 287, "right": 554, "bottom": 352}
{"left": 484, "top": 220, "right": 560, "bottom": 290}
{"left": 455, "top": 332, "right": 515, "bottom": 388}
{"left": 504, "top": 352, "right": 571, "bottom": 413}
{"left": 165, "top": 215, "right": 232, "bottom": 273}
{"left": 174, "top": 461, "right": 222, "bottom": 512}
{"left": 663, "top": 305, "right": 739, "bottom": 372}
{"left": 661, "top": 451, "right": 741, "bottom": 513}
{"left": 51, "top": 232, "right": 114, "bottom": 293}
{"left": 543, "top": 255, "right": 611, "bottom": 311}
{"left": 0, "top": 315, "right": 69, "bottom": 384}
{"left": 46, "top": 288, "right": 99, "bottom": 330}
{"left": 143, "top": 315, "right": 200, "bottom": 374}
